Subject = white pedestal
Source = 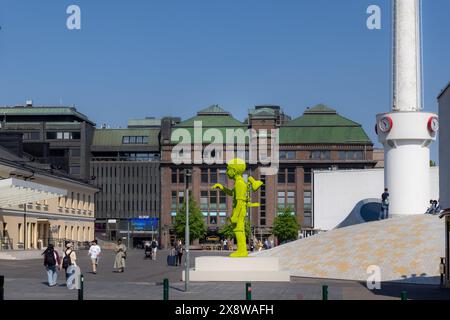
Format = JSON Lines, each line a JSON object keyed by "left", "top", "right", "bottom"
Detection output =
{"left": 182, "top": 256, "right": 290, "bottom": 282}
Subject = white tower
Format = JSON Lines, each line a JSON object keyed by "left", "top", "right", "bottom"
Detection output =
{"left": 376, "top": 0, "right": 439, "bottom": 215}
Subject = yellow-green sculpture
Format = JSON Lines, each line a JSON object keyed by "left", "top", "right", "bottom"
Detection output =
{"left": 212, "top": 158, "right": 263, "bottom": 257}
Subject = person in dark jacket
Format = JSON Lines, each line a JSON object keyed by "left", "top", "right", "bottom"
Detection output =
{"left": 42, "top": 244, "right": 61, "bottom": 287}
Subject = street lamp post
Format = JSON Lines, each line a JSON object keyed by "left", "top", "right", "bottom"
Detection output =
{"left": 184, "top": 169, "right": 192, "bottom": 292}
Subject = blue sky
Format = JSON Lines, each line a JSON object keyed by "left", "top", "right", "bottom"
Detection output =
{"left": 0, "top": 0, "right": 449, "bottom": 162}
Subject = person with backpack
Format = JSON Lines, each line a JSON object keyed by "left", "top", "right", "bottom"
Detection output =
{"left": 62, "top": 242, "right": 77, "bottom": 279}
{"left": 42, "top": 244, "right": 61, "bottom": 287}
{"left": 151, "top": 239, "right": 158, "bottom": 261}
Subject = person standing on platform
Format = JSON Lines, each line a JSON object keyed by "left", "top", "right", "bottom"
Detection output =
{"left": 380, "top": 188, "right": 390, "bottom": 220}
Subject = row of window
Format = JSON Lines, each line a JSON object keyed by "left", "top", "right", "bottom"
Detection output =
{"left": 122, "top": 136, "right": 149, "bottom": 144}
{"left": 46, "top": 131, "right": 81, "bottom": 140}
{"left": 21, "top": 132, "right": 82, "bottom": 141}
{"left": 171, "top": 211, "right": 227, "bottom": 225}
{"left": 58, "top": 192, "right": 93, "bottom": 215}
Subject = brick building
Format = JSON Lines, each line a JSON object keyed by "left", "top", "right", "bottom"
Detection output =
{"left": 160, "top": 104, "right": 376, "bottom": 248}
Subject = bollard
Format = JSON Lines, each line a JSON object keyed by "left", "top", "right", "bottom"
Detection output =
{"left": 0, "top": 275, "right": 4, "bottom": 300}
{"left": 322, "top": 285, "right": 328, "bottom": 300}
{"left": 401, "top": 291, "right": 407, "bottom": 301}
{"left": 246, "top": 283, "right": 252, "bottom": 300}
{"left": 78, "top": 274, "right": 84, "bottom": 301}
{"left": 163, "top": 278, "right": 169, "bottom": 300}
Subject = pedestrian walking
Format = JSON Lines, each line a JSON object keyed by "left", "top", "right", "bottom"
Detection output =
{"left": 223, "top": 239, "right": 228, "bottom": 251}
{"left": 175, "top": 240, "right": 183, "bottom": 266}
{"left": 42, "top": 244, "right": 61, "bottom": 287}
{"left": 88, "top": 239, "right": 101, "bottom": 274}
{"left": 151, "top": 239, "right": 158, "bottom": 261}
{"left": 62, "top": 242, "right": 77, "bottom": 280}
{"left": 379, "top": 188, "right": 390, "bottom": 220}
{"left": 114, "top": 239, "right": 127, "bottom": 273}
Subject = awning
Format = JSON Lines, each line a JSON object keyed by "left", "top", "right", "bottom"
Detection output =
{"left": 0, "top": 178, "right": 67, "bottom": 208}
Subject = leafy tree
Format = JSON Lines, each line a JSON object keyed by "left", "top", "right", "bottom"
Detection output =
{"left": 430, "top": 160, "right": 437, "bottom": 167}
{"left": 273, "top": 207, "right": 300, "bottom": 244}
{"left": 173, "top": 197, "right": 206, "bottom": 243}
{"left": 219, "top": 218, "right": 252, "bottom": 241}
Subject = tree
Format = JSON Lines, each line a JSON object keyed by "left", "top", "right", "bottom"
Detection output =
{"left": 219, "top": 218, "right": 252, "bottom": 241}
{"left": 273, "top": 207, "right": 300, "bottom": 244}
{"left": 430, "top": 160, "right": 437, "bottom": 167}
{"left": 173, "top": 197, "right": 206, "bottom": 243}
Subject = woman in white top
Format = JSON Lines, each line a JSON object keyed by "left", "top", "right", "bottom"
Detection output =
{"left": 88, "top": 239, "right": 101, "bottom": 274}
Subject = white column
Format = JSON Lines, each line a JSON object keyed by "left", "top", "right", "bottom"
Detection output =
{"left": 393, "top": 0, "right": 422, "bottom": 112}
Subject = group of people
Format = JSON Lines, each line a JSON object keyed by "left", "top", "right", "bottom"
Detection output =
{"left": 42, "top": 240, "right": 101, "bottom": 287}
{"left": 249, "top": 238, "right": 274, "bottom": 252}
{"left": 144, "top": 239, "right": 159, "bottom": 261}
{"left": 426, "top": 199, "right": 443, "bottom": 215}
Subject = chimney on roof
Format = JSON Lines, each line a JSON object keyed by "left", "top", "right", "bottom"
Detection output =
{"left": 25, "top": 100, "right": 33, "bottom": 107}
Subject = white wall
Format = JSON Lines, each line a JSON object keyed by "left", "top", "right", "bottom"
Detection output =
{"left": 313, "top": 167, "right": 439, "bottom": 231}
{"left": 439, "top": 85, "right": 450, "bottom": 209}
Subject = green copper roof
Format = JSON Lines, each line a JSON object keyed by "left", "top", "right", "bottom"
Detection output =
{"left": 280, "top": 105, "right": 371, "bottom": 144}
{"left": 93, "top": 128, "right": 160, "bottom": 147}
{"left": 175, "top": 105, "right": 245, "bottom": 128}
{"left": 0, "top": 106, "right": 94, "bottom": 125}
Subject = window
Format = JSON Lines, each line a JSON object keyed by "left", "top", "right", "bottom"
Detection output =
{"left": 171, "top": 191, "right": 177, "bottom": 209}
{"left": 219, "top": 212, "right": 227, "bottom": 225}
{"left": 278, "top": 171, "right": 285, "bottom": 184}
{"left": 202, "top": 212, "right": 208, "bottom": 225}
{"left": 219, "top": 192, "right": 226, "bottom": 210}
{"left": 310, "top": 151, "right": 331, "bottom": 160}
{"left": 122, "top": 136, "right": 149, "bottom": 144}
{"left": 178, "top": 191, "right": 185, "bottom": 205}
{"left": 23, "top": 132, "right": 40, "bottom": 140}
{"left": 338, "top": 151, "right": 364, "bottom": 161}
{"left": 280, "top": 151, "right": 295, "bottom": 160}
{"left": 304, "top": 191, "right": 312, "bottom": 210}
{"left": 200, "top": 191, "right": 208, "bottom": 210}
{"left": 260, "top": 218, "right": 266, "bottom": 226}
{"left": 218, "top": 169, "right": 227, "bottom": 184}
{"left": 278, "top": 168, "right": 295, "bottom": 184}
{"left": 209, "top": 212, "right": 217, "bottom": 225}
{"left": 287, "top": 168, "right": 295, "bottom": 183}
{"left": 210, "top": 191, "right": 217, "bottom": 209}
{"left": 171, "top": 169, "right": 177, "bottom": 183}
{"left": 277, "top": 191, "right": 286, "bottom": 208}
{"left": 287, "top": 191, "right": 295, "bottom": 209}
{"left": 46, "top": 132, "right": 80, "bottom": 140}
{"left": 210, "top": 169, "right": 217, "bottom": 184}
{"left": 171, "top": 212, "right": 177, "bottom": 224}
{"left": 201, "top": 169, "right": 208, "bottom": 183}
{"left": 304, "top": 168, "right": 312, "bottom": 184}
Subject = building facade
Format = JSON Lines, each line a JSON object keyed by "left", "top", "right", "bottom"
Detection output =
{"left": 439, "top": 82, "right": 450, "bottom": 209}
{"left": 0, "top": 145, "right": 98, "bottom": 251}
{"left": 90, "top": 124, "right": 162, "bottom": 247}
{"left": 0, "top": 101, "right": 95, "bottom": 181}
{"left": 160, "top": 104, "right": 375, "bottom": 248}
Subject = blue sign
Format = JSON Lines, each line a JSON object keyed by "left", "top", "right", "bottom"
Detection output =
{"left": 131, "top": 218, "right": 158, "bottom": 231}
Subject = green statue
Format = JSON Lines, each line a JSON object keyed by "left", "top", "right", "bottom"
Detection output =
{"left": 212, "top": 158, "right": 263, "bottom": 257}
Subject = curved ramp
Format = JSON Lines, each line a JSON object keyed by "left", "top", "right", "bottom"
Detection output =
{"left": 254, "top": 215, "right": 444, "bottom": 284}
{"left": 335, "top": 199, "right": 381, "bottom": 229}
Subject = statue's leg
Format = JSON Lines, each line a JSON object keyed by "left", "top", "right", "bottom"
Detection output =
{"left": 230, "top": 231, "right": 248, "bottom": 257}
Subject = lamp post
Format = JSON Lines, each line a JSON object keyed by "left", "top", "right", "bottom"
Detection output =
{"left": 184, "top": 168, "right": 192, "bottom": 292}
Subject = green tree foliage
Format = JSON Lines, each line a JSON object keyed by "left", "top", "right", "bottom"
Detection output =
{"left": 219, "top": 218, "right": 252, "bottom": 241}
{"left": 430, "top": 160, "right": 437, "bottom": 167}
{"left": 273, "top": 207, "right": 300, "bottom": 243}
{"left": 174, "top": 197, "right": 206, "bottom": 243}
